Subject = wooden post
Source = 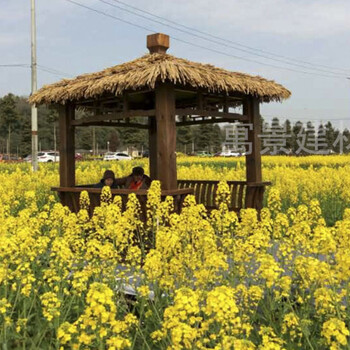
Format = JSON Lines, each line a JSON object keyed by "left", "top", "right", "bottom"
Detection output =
{"left": 155, "top": 83, "right": 177, "bottom": 190}
{"left": 58, "top": 104, "right": 75, "bottom": 187}
{"left": 243, "top": 97, "right": 262, "bottom": 209}
{"left": 243, "top": 97, "right": 262, "bottom": 183}
{"left": 148, "top": 116, "right": 157, "bottom": 180}
{"left": 147, "top": 33, "right": 169, "bottom": 54}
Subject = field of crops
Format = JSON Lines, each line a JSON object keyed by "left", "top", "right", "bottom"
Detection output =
{"left": 1, "top": 155, "right": 350, "bottom": 349}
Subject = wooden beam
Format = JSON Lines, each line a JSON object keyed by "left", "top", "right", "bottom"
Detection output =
{"left": 75, "top": 89, "right": 153, "bottom": 106}
{"left": 123, "top": 93, "right": 129, "bottom": 112}
{"left": 175, "top": 108, "right": 248, "bottom": 121}
{"left": 58, "top": 104, "right": 75, "bottom": 187}
{"left": 75, "top": 121, "right": 149, "bottom": 129}
{"left": 174, "top": 86, "right": 246, "bottom": 100}
{"left": 197, "top": 92, "right": 204, "bottom": 109}
{"left": 243, "top": 97, "right": 262, "bottom": 183}
{"left": 176, "top": 118, "right": 238, "bottom": 126}
{"left": 223, "top": 96, "right": 229, "bottom": 113}
{"left": 155, "top": 83, "right": 177, "bottom": 190}
{"left": 71, "top": 109, "right": 156, "bottom": 125}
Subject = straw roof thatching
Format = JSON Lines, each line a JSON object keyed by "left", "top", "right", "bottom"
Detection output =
{"left": 29, "top": 53, "right": 291, "bottom": 105}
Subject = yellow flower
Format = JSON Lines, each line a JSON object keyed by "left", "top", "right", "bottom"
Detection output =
{"left": 205, "top": 286, "right": 238, "bottom": 324}
{"left": 0, "top": 298, "right": 11, "bottom": 314}
{"left": 40, "top": 292, "right": 61, "bottom": 322}
{"left": 137, "top": 285, "right": 151, "bottom": 298}
{"left": 322, "top": 318, "right": 349, "bottom": 348}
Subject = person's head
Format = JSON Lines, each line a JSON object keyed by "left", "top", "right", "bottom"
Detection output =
{"left": 103, "top": 170, "right": 115, "bottom": 187}
{"left": 131, "top": 166, "right": 144, "bottom": 182}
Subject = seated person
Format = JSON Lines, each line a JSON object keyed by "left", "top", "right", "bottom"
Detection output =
{"left": 94, "top": 170, "right": 119, "bottom": 188}
{"left": 115, "top": 166, "right": 151, "bottom": 190}
{"left": 94, "top": 167, "right": 151, "bottom": 190}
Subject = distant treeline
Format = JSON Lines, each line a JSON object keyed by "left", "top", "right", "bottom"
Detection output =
{"left": 0, "top": 93, "right": 347, "bottom": 156}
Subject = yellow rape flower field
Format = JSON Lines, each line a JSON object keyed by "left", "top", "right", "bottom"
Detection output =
{"left": 1, "top": 155, "right": 350, "bottom": 349}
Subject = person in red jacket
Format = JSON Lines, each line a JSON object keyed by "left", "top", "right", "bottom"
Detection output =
{"left": 115, "top": 166, "right": 151, "bottom": 190}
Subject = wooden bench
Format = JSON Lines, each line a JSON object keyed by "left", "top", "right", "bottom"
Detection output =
{"left": 177, "top": 180, "right": 271, "bottom": 212}
{"left": 52, "top": 186, "right": 193, "bottom": 218}
{"left": 52, "top": 180, "right": 270, "bottom": 216}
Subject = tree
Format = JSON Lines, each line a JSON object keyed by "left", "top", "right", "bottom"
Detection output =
{"left": 291, "top": 121, "right": 303, "bottom": 154}
{"left": 342, "top": 129, "right": 350, "bottom": 154}
{"left": 38, "top": 107, "right": 58, "bottom": 151}
{"left": 325, "top": 121, "right": 336, "bottom": 151}
{"left": 316, "top": 123, "right": 329, "bottom": 154}
{"left": 16, "top": 96, "right": 32, "bottom": 156}
{"left": 194, "top": 124, "right": 222, "bottom": 153}
{"left": 176, "top": 126, "right": 193, "bottom": 153}
{"left": 0, "top": 93, "right": 20, "bottom": 154}
{"left": 284, "top": 119, "right": 292, "bottom": 150}
{"left": 119, "top": 123, "right": 148, "bottom": 151}
{"left": 76, "top": 128, "right": 94, "bottom": 151}
{"left": 108, "top": 130, "right": 121, "bottom": 152}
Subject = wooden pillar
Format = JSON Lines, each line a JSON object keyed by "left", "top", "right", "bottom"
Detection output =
{"left": 155, "top": 83, "right": 177, "bottom": 190}
{"left": 243, "top": 97, "right": 262, "bottom": 183}
{"left": 243, "top": 97, "right": 263, "bottom": 210}
{"left": 148, "top": 116, "right": 157, "bottom": 180}
{"left": 58, "top": 103, "right": 75, "bottom": 187}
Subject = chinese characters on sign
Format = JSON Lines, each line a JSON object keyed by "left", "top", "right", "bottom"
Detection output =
{"left": 223, "top": 121, "right": 349, "bottom": 155}
{"left": 224, "top": 122, "right": 253, "bottom": 155}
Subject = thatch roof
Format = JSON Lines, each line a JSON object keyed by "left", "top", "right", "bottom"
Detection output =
{"left": 29, "top": 53, "right": 291, "bottom": 105}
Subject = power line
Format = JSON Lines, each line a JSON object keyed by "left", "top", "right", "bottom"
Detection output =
{"left": 64, "top": 0, "right": 349, "bottom": 80}
{"left": 37, "top": 66, "right": 69, "bottom": 77}
{"left": 37, "top": 64, "right": 72, "bottom": 77}
{"left": 0, "top": 63, "right": 70, "bottom": 78}
{"left": 112, "top": 0, "right": 350, "bottom": 75}
{"left": 109, "top": 0, "right": 350, "bottom": 75}
{"left": 100, "top": 0, "right": 349, "bottom": 77}
{"left": 65, "top": 0, "right": 154, "bottom": 34}
{"left": 171, "top": 37, "right": 346, "bottom": 79}
{"left": 0, "top": 64, "right": 29, "bottom": 68}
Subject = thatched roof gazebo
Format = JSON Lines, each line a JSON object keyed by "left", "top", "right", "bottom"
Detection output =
{"left": 30, "top": 33, "right": 290, "bottom": 214}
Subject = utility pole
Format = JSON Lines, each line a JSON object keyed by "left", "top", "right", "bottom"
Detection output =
{"left": 31, "top": 0, "right": 38, "bottom": 171}
{"left": 7, "top": 125, "right": 11, "bottom": 158}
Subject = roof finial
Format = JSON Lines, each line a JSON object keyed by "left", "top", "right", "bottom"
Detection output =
{"left": 147, "top": 33, "right": 169, "bottom": 54}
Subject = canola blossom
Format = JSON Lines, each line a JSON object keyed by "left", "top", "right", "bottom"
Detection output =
{"left": 0, "top": 156, "right": 350, "bottom": 349}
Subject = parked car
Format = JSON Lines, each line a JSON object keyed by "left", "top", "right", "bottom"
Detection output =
{"left": 38, "top": 151, "right": 60, "bottom": 162}
{"left": 196, "top": 151, "right": 213, "bottom": 157}
{"left": 0, "top": 154, "right": 23, "bottom": 162}
{"left": 23, "top": 155, "right": 32, "bottom": 162}
{"left": 220, "top": 150, "right": 242, "bottom": 157}
{"left": 75, "top": 153, "right": 83, "bottom": 161}
{"left": 103, "top": 152, "right": 132, "bottom": 161}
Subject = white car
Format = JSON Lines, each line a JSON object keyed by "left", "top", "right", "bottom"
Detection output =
{"left": 220, "top": 150, "right": 242, "bottom": 157}
{"left": 103, "top": 152, "right": 132, "bottom": 161}
{"left": 38, "top": 151, "right": 60, "bottom": 162}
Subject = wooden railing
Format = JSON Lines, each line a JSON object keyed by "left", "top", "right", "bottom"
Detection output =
{"left": 177, "top": 180, "right": 271, "bottom": 212}
{"left": 52, "top": 186, "right": 193, "bottom": 218}
{"left": 52, "top": 180, "right": 271, "bottom": 215}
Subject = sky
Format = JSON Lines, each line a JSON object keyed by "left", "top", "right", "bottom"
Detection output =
{"left": 1, "top": 0, "right": 350, "bottom": 127}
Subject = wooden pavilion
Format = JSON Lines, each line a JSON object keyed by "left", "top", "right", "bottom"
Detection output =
{"left": 29, "top": 33, "right": 290, "bottom": 214}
